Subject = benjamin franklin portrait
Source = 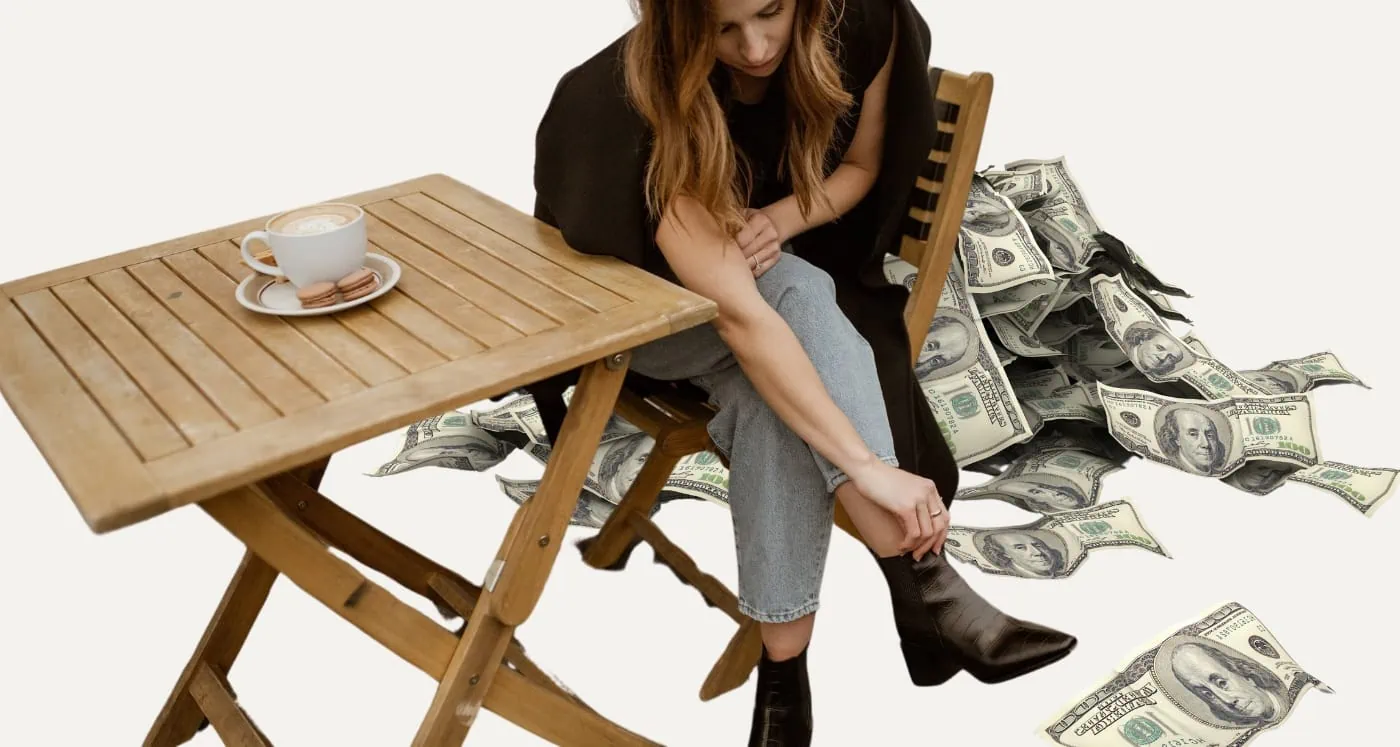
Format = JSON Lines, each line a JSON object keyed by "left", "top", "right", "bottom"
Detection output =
{"left": 915, "top": 310, "right": 980, "bottom": 381}
{"left": 1242, "top": 370, "right": 1302, "bottom": 395}
{"left": 1155, "top": 637, "right": 1290, "bottom": 729}
{"left": 1154, "top": 404, "right": 1232, "bottom": 476}
{"left": 994, "top": 473, "right": 1092, "bottom": 513}
{"left": 975, "top": 529, "right": 1070, "bottom": 578}
{"left": 963, "top": 190, "right": 1021, "bottom": 237}
{"left": 596, "top": 434, "right": 654, "bottom": 503}
{"left": 1121, "top": 321, "right": 1195, "bottom": 378}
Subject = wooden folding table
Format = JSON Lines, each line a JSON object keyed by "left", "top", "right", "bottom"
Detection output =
{"left": 0, "top": 173, "right": 716, "bottom": 745}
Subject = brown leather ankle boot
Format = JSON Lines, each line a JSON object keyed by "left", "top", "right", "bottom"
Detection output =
{"left": 875, "top": 549, "right": 1077, "bottom": 685}
{"left": 747, "top": 644, "right": 813, "bottom": 746}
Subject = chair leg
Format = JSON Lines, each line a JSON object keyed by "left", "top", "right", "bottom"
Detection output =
{"left": 579, "top": 440, "right": 683, "bottom": 571}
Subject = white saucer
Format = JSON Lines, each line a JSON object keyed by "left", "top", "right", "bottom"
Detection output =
{"left": 236, "top": 253, "right": 402, "bottom": 317}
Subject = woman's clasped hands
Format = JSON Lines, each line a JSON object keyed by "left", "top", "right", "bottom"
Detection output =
{"left": 735, "top": 207, "right": 784, "bottom": 278}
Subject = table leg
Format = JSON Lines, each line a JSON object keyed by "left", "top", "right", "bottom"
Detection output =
{"left": 143, "top": 457, "right": 330, "bottom": 746}
{"left": 412, "top": 355, "right": 630, "bottom": 746}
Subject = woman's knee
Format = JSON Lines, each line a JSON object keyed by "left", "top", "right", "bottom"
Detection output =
{"left": 762, "top": 256, "right": 837, "bottom": 312}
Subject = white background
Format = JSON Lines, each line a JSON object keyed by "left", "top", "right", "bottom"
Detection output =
{"left": 1, "top": 1, "right": 1396, "bottom": 744}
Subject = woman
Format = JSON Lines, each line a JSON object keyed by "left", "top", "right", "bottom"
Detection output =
{"left": 530, "top": 0, "right": 1077, "bottom": 742}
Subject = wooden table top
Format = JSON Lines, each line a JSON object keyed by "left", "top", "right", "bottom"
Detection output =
{"left": 0, "top": 174, "right": 715, "bottom": 534}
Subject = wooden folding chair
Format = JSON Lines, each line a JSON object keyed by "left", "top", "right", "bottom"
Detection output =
{"left": 577, "top": 67, "right": 994, "bottom": 701}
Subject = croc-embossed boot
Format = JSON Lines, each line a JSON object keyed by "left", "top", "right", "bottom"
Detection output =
{"left": 875, "top": 549, "right": 1077, "bottom": 685}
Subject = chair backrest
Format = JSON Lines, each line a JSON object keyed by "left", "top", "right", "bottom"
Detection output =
{"left": 897, "top": 68, "right": 994, "bottom": 367}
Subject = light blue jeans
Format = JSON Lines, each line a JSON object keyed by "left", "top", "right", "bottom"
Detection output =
{"left": 628, "top": 250, "right": 901, "bottom": 623}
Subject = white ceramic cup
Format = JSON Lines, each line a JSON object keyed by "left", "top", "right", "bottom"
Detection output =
{"left": 239, "top": 202, "right": 368, "bottom": 288}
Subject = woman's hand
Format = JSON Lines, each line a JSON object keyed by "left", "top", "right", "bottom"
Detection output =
{"left": 736, "top": 208, "right": 784, "bottom": 278}
{"left": 849, "top": 460, "right": 948, "bottom": 560}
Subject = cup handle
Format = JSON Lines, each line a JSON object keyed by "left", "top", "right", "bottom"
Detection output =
{"left": 240, "top": 231, "right": 284, "bottom": 277}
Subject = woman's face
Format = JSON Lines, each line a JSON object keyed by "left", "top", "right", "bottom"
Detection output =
{"left": 712, "top": 0, "right": 794, "bottom": 79}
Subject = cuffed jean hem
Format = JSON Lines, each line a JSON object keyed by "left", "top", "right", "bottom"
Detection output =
{"left": 739, "top": 597, "right": 821, "bottom": 624}
{"left": 824, "top": 453, "right": 901, "bottom": 494}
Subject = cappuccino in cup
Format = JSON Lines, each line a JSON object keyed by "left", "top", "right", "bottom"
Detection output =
{"left": 240, "top": 202, "right": 367, "bottom": 288}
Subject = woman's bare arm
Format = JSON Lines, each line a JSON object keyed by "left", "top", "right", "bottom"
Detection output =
{"left": 762, "top": 11, "right": 898, "bottom": 243}
{"left": 654, "top": 196, "right": 882, "bottom": 481}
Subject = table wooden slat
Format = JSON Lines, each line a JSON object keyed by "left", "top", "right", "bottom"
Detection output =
{"left": 374, "top": 245, "right": 524, "bottom": 348}
{"left": 51, "top": 279, "right": 235, "bottom": 445}
{"left": 364, "top": 287, "right": 484, "bottom": 360}
{"left": 127, "top": 260, "right": 324, "bottom": 415}
{"left": 164, "top": 249, "right": 368, "bottom": 401}
{"left": 365, "top": 215, "right": 556, "bottom": 335}
{"left": 15, "top": 289, "right": 189, "bottom": 460}
{"left": 0, "top": 299, "right": 167, "bottom": 531}
{"left": 89, "top": 268, "right": 281, "bottom": 430}
{"left": 0, "top": 173, "right": 718, "bottom": 533}
{"left": 392, "top": 193, "right": 628, "bottom": 313}
{"left": 332, "top": 304, "right": 447, "bottom": 373}
{"left": 198, "top": 242, "right": 409, "bottom": 386}
{"left": 419, "top": 176, "right": 666, "bottom": 302}
{"left": 369, "top": 200, "right": 594, "bottom": 322}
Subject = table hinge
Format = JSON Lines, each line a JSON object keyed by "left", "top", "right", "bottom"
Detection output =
{"left": 484, "top": 559, "right": 505, "bottom": 592}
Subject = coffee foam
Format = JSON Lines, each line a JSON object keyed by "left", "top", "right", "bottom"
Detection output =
{"left": 270, "top": 204, "right": 361, "bottom": 236}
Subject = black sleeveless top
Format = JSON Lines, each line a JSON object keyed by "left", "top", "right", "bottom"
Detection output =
{"left": 718, "top": 0, "right": 894, "bottom": 217}
{"left": 534, "top": 0, "right": 896, "bottom": 286}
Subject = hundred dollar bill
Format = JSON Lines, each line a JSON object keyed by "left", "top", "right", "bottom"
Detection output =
{"left": 1287, "top": 461, "right": 1397, "bottom": 517}
{"left": 1040, "top": 601, "right": 1332, "bottom": 746}
{"left": 956, "top": 448, "right": 1122, "bottom": 513}
{"left": 371, "top": 411, "right": 517, "bottom": 476}
{"left": 1067, "top": 330, "right": 1128, "bottom": 368}
{"left": 885, "top": 254, "right": 1036, "bottom": 465}
{"left": 1240, "top": 351, "right": 1368, "bottom": 394}
{"left": 989, "top": 314, "right": 1063, "bottom": 358}
{"left": 981, "top": 166, "right": 1052, "bottom": 208}
{"left": 1023, "top": 384, "right": 1106, "bottom": 428}
{"left": 1092, "top": 274, "right": 1269, "bottom": 398}
{"left": 973, "top": 277, "right": 1058, "bottom": 316}
{"left": 495, "top": 476, "right": 627, "bottom": 530}
{"left": 990, "top": 339, "right": 1017, "bottom": 367}
{"left": 1032, "top": 311, "right": 1094, "bottom": 348}
{"left": 1050, "top": 277, "right": 1092, "bottom": 312}
{"left": 958, "top": 174, "right": 1056, "bottom": 292}
{"left": 945, "top": 500, "right": 1168, "bottom": 580}
{"left": 1179, "top": 330, "right": 1214, "bottom": 358}
{"left": 1011, "top": 367, "right": 1073, "bottom": 400}
{"left": 458, "top": 394, "right": 724, "bottom": 508}
{"left": 1006, "top": 278, "right": 1069, "bottom": 334}
{"left": 1003, "top": 156, "right": 1104, "bottom": 272}
{"left": 657, "top": 449, "right": 732, "bottom": 507}
{"left": 1098, "top": 383, "right": 1319, "bottom": 478}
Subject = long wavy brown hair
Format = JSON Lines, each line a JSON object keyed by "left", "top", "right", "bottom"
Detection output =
{"left": 623, "top": 0, "right": 854, "bottom": 240}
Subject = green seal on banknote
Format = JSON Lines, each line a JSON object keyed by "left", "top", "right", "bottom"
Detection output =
{"left": 951, "top": 392, "right": 981, "bottom": 418}
{"left": 1120, "top": 717, "right": 1162, "bottom": 744}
